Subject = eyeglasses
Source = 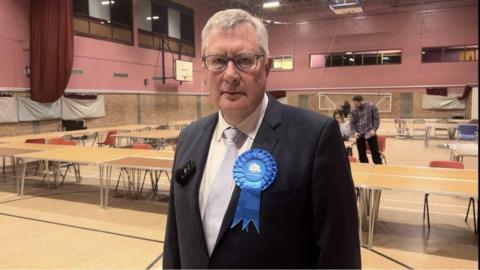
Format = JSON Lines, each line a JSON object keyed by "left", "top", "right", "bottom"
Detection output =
{"left": 202, "top": 53, "right": 265, "bottom": 72}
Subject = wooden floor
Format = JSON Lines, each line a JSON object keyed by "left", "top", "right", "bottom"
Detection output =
{"left": 0, "top": 137, "right": 477, "bottom": 269}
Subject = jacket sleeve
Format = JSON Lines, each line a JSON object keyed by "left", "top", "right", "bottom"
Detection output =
{"left": 311, "top": 118, "right": 361, "bottom": 269}
{"left": 163, "top": 131, "right": 186, "bottom": 269}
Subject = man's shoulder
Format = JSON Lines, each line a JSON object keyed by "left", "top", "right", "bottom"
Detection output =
{"left": 180, "top": 113, "right": 217, "bottom": 137}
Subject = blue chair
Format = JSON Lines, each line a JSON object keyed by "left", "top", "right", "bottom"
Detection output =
{"left": 457, "top": 124, "right": 478, "bottom": 141}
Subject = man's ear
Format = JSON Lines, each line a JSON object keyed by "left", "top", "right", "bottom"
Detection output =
{"left": 265, "top": 56, "right": 273, "bottom": 76}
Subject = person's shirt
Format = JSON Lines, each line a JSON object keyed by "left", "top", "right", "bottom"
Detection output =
{"left": 338, "top": 121, "right": 352, "bottom": 140}
{"left": 350, "top": 101, "right": 380, "bottom": 137}
{"left": 199, "top": 93, "right": 268, "bottom": 220}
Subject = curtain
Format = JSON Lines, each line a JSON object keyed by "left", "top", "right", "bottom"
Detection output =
{"left": 0, "top": 97, "right": 18, "bottom": 123}
{"left": 30, "top": 0, "right": 74, "bottom": 103}
{"left": 62, "top": 95, "right": 106, "bottom": 120}
{"left": 422, "top": 94, "right": 465, "bottom": 110}
{"left": 17, "top": 96, "right": 62, "bottom": 121}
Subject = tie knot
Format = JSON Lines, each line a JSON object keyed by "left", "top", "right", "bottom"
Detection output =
{"left": 223, "top": 128, "right": 242, "bottom": 144}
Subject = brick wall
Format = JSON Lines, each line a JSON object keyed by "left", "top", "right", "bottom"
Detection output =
{"left": 287, "top": 90, "right": 473, "bottom": 120}
{"left": 0, "top": 92, "right": 217, "bottom": 138}
{"left": 0, "top": 90, "right": 474, "bottom": 138}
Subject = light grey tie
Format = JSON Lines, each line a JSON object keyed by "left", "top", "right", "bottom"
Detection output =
{"left": 203, "top": 127, "right": 244, "bottom": 255}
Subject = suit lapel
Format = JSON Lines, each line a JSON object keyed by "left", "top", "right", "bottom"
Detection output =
{"left": 184, "top": 113, "right": 218, "bottom": 256}
{"left": 213, "top": 95, "right": 283, "bottom": 253}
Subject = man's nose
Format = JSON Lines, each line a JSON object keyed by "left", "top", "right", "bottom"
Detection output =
{"left": 223, "top": 60, "right": 240, "bottom": 83}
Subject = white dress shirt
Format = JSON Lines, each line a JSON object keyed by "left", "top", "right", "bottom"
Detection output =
{"left": 199, "top": 93, "right": 269, "bottom": 222}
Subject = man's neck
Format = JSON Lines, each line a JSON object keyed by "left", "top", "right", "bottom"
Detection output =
{"left": 222, "top": 112, "right": 250, "bottom": 126}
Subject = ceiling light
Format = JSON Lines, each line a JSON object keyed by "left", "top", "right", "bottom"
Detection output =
{"left": 422, "top": 51, "right": 426, "bottom": 54}
{"left": 345, "top": 52, "right": 353, "bottom": 55}
{"left": 146, "top": 17, "right": 152, "bottom": 20}
{"left": 101, "top": 0, "right": 114, "bottom": 5}
{"left": 263, "top": 1, "right": 280, "bottom": 9}
{"left": 348, "top": 58, "right": 354, "bottom": 62}
{"left": 152, "top": 16, "right": 159, "bottom": 20}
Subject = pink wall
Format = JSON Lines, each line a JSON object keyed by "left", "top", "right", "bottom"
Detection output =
{"left": 0, "top": 0, "right": 218, "bottom": 93}
{"left": 0, "top": 0, "right": 30, "bottom": 89}
{"left": 0, "top": 1, "right": 477, "bottom": 94}
{"left": 266, "top": 5, "right": 478, "bottom": 91}
{"left": 68, "top": 0, "right": 220, "bottom": 93}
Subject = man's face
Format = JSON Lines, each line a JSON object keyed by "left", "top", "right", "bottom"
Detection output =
{"left": 203, "top": 23, "right": 271, "bottom": 120}
{"left": 352, "top": 100, "right": 362, "bottom": 109}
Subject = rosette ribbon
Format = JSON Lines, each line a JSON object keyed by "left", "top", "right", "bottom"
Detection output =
{"left": 231, "top": 149, "right": 277, "bottom": 233}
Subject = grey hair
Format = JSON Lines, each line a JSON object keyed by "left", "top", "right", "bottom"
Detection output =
{"left": 201, "top": 9, "right": 269, "bottom": 56}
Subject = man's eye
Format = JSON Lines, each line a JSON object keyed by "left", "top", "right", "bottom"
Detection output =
{"left": 211, "top": 57, "right": 227, "bottom": 65}
{"left": 236, "top": 56, "right": 254, "bottom": 66}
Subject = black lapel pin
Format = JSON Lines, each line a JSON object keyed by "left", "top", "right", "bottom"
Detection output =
{"left": 175, "top": 160, "right": 196, "bottom": 186}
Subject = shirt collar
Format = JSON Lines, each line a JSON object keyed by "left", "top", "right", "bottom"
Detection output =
{"left": 215, "top": 93, "right": 269, "bottom": 142}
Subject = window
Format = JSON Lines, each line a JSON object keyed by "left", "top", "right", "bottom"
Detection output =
{"left": 380, "top": 50, "right": 402, "bottom": 64}
{"left": 72, "top": 0, "right": 133, "bottom": 45}
{"left": 272, "top": 55, "right": 293, "bottom": 71}
{"left": 362, "top": 51, "right": 380, "bottom": 65}
{"left": 342, "top": 53, "right": 355, "bottom": 66}
{"left": 311, "top": 49, "right": 402, "bottom": 68}
{"left": 309, "top": 54, "right": 327, "bottom": 68}
{"left": 135, "top": 0, "right": 195, "bottom": 57}
{"left": 422, "top": 45, "right": 478, "bottom": 63}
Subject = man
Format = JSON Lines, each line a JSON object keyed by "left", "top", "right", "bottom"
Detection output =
{"left": 350, "top": 95, "right": 382, "bottom": 164}
{"left": 164, "top": 9, "right": 360, "bottom": 269}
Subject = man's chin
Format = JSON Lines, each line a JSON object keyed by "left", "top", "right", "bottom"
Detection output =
{"left": 218, "top": 100, "right": 250, "bottom": 115}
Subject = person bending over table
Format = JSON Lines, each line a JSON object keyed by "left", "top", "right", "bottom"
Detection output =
{"left": 350, "top": 95, "right": 382, "bottom": 164}
{"left": 163, "top": 9, "right": 360, "bottom": 269}
{"left": 333, "top": 109, "right": 352, "bottom": 141}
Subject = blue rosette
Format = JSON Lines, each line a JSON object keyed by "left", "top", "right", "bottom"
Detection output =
{"left": 231, "top": 148, "right": 277, "bottom": 233}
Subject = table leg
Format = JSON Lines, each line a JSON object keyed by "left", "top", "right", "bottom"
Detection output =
{"left": 127, "top": 169, "right": 132, "bottom": 196}
{"left": 18, "top": 159, "right": 27, "bottom": 196}
{"left": 10, "top": 157, "right": 17, "bottom": 178}
{"left": 448, "top": 128, "right": 457, "bottom": 140}
{"left": 368, "top": 189, "right": 381, "bottom": 249}
{"left": 99, "top": 165, "right": 104, "bottom": 208}
{"left": 45, "top": 160, "right": 50, "bottom": 190}
{"left": 53, "top": 162, "right": 59, "bottom": 189}
{"left": 136, "top": 169, "right": 141, "bottom": 199}
{"left": 425, "top": 127, "right": 431, "bottom": 146}
{"left": 16, "top": 158, "right": 21, "bottom": 195}
{"left": 104, "top": 166, "right": 112, "bottom": 209}
{"left": 121, "top": 169, "right": 128, "bottom": 199}
{"left": 359, "top": 188, "right": 368, "bottom": 232}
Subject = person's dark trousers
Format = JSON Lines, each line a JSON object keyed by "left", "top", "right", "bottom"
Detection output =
{"left": 356, "top": 135, "right": 383, "bottom": 164}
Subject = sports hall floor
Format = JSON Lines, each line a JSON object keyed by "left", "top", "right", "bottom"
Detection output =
{"left": 0, "top": 133, "right": 477, "bottom": 269}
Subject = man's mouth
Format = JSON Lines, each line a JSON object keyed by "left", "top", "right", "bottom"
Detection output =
{"left": 221, "top": 91, "right": 246, "bottom": 96}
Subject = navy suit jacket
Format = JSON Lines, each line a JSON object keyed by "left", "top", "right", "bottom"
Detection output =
{"left": 163, "top": 95, "right": 361, "bottom": 268}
